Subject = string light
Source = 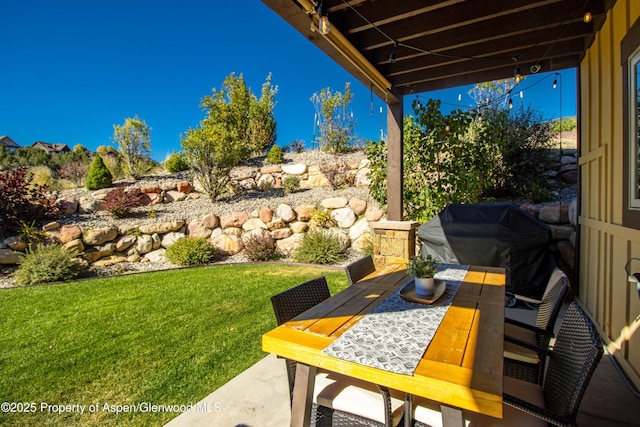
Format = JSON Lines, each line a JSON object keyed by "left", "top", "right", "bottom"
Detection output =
{"left": 513, "top": 57, "right": 522, "bottom": 83}
{"left": 389, "top": 41, "right": 397, "bottom": 63}
{"left": 318, "top": 1, "right": 330, "bottom": 35}
{"left": 583, "top": 7, "right": 592, "bottom": 23}
{"left": 411, "top": 71, "right": 562, "bottom": 117}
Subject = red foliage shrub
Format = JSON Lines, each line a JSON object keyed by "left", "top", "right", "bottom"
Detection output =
{"left": 102, "top": 186, "right": 145, "bottom": 218}
{"left": 0, "top": 167, "right": 59, "bottom": 236}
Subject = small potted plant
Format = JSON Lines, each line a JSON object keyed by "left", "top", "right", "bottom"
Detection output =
{"left": 406, "top": 251, "right": 438, "bottom": 295}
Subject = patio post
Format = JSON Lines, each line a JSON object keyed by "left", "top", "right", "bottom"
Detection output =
{"left": 386, "top": 95, "right": 403, "bottom": 221}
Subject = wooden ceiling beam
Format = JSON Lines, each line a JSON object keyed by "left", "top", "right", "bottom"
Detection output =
{"left": 347, "top": 0, "right": 573, "bottom": 51}
{"left": 345, "top": 0, "right": 465, "bottom": 35}
{"left": 389, "top": 42, "right": 585, "bottom": 88}
{"left": 378, "top": 25, "right": 591, "bottom": 75}
{"left": 400, "top": 54, "right": 580, "bottom": 95}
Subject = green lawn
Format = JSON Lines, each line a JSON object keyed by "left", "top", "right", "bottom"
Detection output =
{"left": 0, "top": 264, "right": 349, "bottom": 426}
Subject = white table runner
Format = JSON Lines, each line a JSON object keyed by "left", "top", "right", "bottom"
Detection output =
{"left": 322, "top": 264, "right": 470, "bottom": 375}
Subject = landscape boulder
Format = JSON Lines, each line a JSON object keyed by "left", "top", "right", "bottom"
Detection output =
{"left": 221, "top": 212, "right": 249, "bottom": 229}
{"left": 83, "top": 227, "right": 118, "bottom": 246}
{"left": 4, "top": 236, "right": 27, "bottom": 252}
{"left": 58, "top": 225, "right": 83, "bottom": 244}
{"left": 139, "top": 221, "right": 184, "bottom": 235}
{"left": 321, "top": 197, "right": 348, "bottom": 209}
{"left": 282, "top": 163, "right": 307, "bottom": 175}
{"left": 276, "top": 204, "right": 296, "bottom": 223}
{"left": 0, "top": 249, "right": 20, "bottom": 265}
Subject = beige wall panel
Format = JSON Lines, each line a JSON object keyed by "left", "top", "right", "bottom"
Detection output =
{"left": 588, "top": 158, "right": 601, "bottom": 221}
{"left": 631, "top": 0, "right": 640, "bottom": 26}
{"left": 587, "top": 228, "right": 600, "bottom": 313}
{"left": 580, "top": 0, "right": 640, "bottom": 387}
{"left": 613, "top": 10, "right": 625, "bottom": 224}
{"left": 610, "top": 236, "right": 630, "bottom": 338}
{"left": 600, "top": 21, "right": 613, "bottom": 225}
{"left": 589, "top": 40, "right": 601, "bottom": 154}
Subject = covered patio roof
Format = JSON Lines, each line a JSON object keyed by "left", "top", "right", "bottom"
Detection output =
{"left": 262, "top": 0, "right": 613, "bottom": 103}
{"left": 261, "top": 0, "right": 615, "bottom": 220}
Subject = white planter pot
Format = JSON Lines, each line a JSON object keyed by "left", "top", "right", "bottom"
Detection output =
{"left": 414, "top": 277, "right": 435, "bottom": 295}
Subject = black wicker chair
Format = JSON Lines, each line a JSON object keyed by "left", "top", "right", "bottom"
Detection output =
{"left": 405, "top": 302, "right": 603, "bottom": 427}
{"left": 271, "top": 276, "right": 404, "bottom": 427}
{"left": 503, "top": 268, "right": 569, "bottom": 384}
{"left": 344, "top": 255, "right": 376, "bottom": 286}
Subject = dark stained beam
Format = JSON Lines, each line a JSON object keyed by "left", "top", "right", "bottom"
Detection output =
{"left": 400, "top": 54, "right": 581, "bottom": 95}
{"left": 346, "top": 0, "right": 574, "bottom": 50}
{"left": 384, "top": 39, "right": 587, "bottom": 85}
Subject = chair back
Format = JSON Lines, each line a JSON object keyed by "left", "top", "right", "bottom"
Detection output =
{"left": 543, "top": 302, "right": 603, "bottom": 423}
{"left": 270, "top": 276, "right": 331, "bottom": 403}
{"left": 535, "top": 268, "right": 569, "bottom": 333}
{"left": 345, "top": 255, "right": 376, "bottom": 286}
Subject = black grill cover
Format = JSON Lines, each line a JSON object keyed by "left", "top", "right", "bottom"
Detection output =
{"left": 417, "top": 203, "right": 557, "bottom": 300}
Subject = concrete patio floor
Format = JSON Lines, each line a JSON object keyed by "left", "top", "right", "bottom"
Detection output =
{"left": 166, "top": 304, "right": 640, "bottom": 427}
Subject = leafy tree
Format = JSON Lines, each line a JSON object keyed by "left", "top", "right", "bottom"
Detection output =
{"left": 73, "top": 144, "right": 91, "bottom": 156}
{"left": 112, "top": 115, "right": 152, "bottom": 179}
{"left": 248, "top": 74, "right": 278, "bottom": 153}
{"left": 311, "top": 83, "right": 356, "bottom": 153}
{"left": 0, "top": 146, "right": 50, "bottom": 170}
{"left": 85, "top": 155, "right": 112, "bottom": 190}
{"left": 181, "top": 122, "right": 240, "bottom": 201}
{"left": 480, "top": 106, "right": 554, "bottom": 200}
{"left": 181, "top": 73, "right": 278, "bottom": 200}
{"left": 367, "top": 96, "right": 555, "bottom": 221}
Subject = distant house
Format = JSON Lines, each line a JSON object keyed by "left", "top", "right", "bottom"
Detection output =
{"left": 32, "top": 141, "right": 71, "bottom": 154}
{"left": 0, "top": 136, "right": 20, "bottom": 152}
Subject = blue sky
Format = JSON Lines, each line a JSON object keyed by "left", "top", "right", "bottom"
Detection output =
{"left": 1, "top": 1, "right": 577, "bottom": 162}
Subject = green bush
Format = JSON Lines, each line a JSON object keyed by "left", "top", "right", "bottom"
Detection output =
{"left": 283, "top": 175, "right": 300, "bottom": 194}
{"left": 551, "top": 117, "right": 577, "bottom": 132}
{"left": 366, "top": 99, "right": 554, "bottom": 222}
{"left": 310, "top": 209, "right": 336, "bottom": 228}
{"left": 85, "top": 155, "right": 113, "bottom": 190}
{"left": 265, "top": 145, "right": 284, "bottom": 164}
{"left": 243, "top": 232, "right": 279, "bottom": 261}
{"left": 293, "top": 229, "right": 345, "bottom": 265}
{"left": 15, "top": 243, "right": 87, "bottom": 285}
{"left": 165, "top": 152, "right": 190, "bottom": 173}
{"left": 165, "top": 237, "right": 218, "bottom": 266}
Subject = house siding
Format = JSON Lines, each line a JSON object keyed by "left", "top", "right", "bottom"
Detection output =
{"left": 580, "top": 0, "right": 640, "bottom": 389}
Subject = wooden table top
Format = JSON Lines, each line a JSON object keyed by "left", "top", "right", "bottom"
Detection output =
{"left": 262, "top": 263, "right": 506, "bottom": 419}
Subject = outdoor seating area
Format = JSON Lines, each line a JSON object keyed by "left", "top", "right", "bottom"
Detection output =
{"left": 166, "top": 295, "right": 640, "bottom": 427}
{"left": 261, "top": 261, "right": 614, "bottom": 427}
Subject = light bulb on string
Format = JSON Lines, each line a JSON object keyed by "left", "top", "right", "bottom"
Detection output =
{"left": 512, "top": 57, "right": 521, "bottom": 83}
{"left": 584, "top": 8, "right": 592, "bottom": 23}
{"left": 318, "top": 2, "right": 330, "bottom": 35}
{"left": 389, "top": 41, "right": 397, "bottom": 63}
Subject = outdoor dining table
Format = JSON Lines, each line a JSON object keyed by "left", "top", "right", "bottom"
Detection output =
{"left": 262, "top": 262, "right": 506, "bottom": 427}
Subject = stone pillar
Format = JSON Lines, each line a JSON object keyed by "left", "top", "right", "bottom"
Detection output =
{"left": 370, "top": 220, "right": 419, "bottom": 266}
